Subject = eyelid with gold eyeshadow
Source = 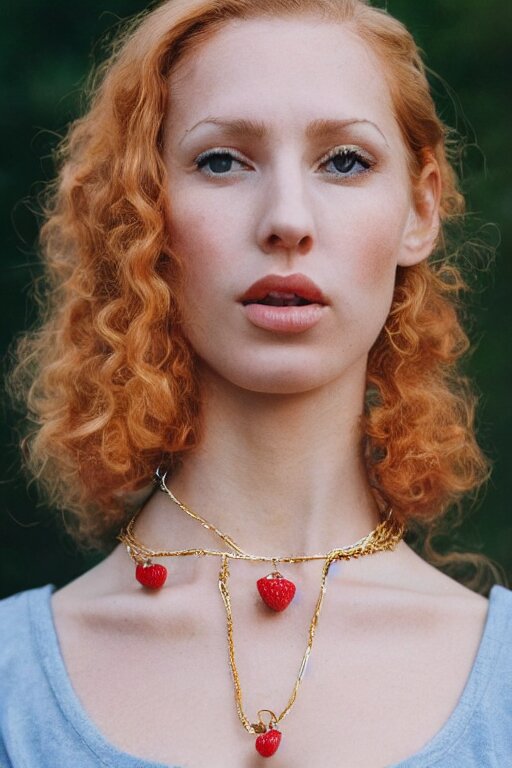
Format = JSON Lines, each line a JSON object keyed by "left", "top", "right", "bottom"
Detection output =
{"left": 315, "top": 144, "right": 377, "bottom": 173}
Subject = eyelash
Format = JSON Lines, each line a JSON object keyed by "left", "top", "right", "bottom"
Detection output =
{"left": 194, "top": 145, "right": 376, "bottom": 180}
{"left": 319, "top": 145, "right": 375, "bottom": 178}
{"left": 195, "top": 148, "right": 248, "bottom": 177}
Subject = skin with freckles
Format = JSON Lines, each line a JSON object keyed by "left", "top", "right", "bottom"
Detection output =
{"left": 163, "top": 17, "right": 436, "bottom": 397}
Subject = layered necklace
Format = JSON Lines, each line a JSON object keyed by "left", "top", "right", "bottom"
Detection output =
{"left": 117, "top": 467, "right": 405, "bottom": 758}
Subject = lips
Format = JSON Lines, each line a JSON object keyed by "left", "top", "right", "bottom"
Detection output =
{"left": 239, "top": 273, "right": 327, "bottom": 306}
{"left": 239, "top": 273, "right": 328, "bottom": 334}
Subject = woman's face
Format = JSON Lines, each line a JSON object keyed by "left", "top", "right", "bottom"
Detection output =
{"left": 163, "top": 17, "right": 429, "bottom": 395}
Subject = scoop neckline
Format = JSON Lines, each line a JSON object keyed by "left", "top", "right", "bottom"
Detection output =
{"left": 29, "top": 582, "right": 506, "bottom": 768}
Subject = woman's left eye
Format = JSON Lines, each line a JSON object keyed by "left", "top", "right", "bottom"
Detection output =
{"left": 319, "top": 147, "right": 375, "bottom": 178}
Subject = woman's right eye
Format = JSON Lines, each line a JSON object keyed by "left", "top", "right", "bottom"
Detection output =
{"left": 195, "top": 150, "right": 248, "bottom": 177}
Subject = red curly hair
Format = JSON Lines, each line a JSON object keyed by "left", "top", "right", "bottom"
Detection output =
{"left": 7, "top": 0, "right": 506, "bottom": 592}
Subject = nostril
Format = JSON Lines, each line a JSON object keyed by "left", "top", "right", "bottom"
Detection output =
{"left": 298, "top": 235, "right": 312, "bottom": 252}
{"left": 265, "top": 233, "right": 313, "bottom": 253}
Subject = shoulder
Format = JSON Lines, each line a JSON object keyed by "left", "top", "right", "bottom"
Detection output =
{"left": 0, "top": 585, "right": 55, "bottom": 678}
{"left": 0, "top": 585, "right": 57, "bottom": 756}
{"left": 462, "top": 583, "right": 512, "bottom": 728}
{"left": 468, "top": 584, "right": 512, "bottom": 751}
{"left": 489, "top": 582, "right": 512, "bottom": 613}
{"left": 487, "top": 583, "right": 512, "bottom": 647}
{"left": 0, "top": 586, "right": 53, "bottom": 649}
{"left": 0, "top": 584, "right": 109, "bottom": 768}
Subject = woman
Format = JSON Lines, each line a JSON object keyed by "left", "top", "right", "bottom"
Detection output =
{"left": 1, "top": 0, "right": 511, "bottom": 765}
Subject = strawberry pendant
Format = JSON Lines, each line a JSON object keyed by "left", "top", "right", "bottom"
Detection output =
{"left": 135, "top": 561, "right": 167, "bottom": 589}
{"left": 257, "top": 571, "right": 296, "bottom": 611}
{"left": 255, "top": 727, "right": 282, "bottom": 757}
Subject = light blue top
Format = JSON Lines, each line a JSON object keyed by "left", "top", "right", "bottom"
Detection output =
{"left": 0, "top": 583, "right": 511, "bottom": 767}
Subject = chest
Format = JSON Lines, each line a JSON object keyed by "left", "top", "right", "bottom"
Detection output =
{"left": 52, "top": 584, "right": 488, "bottom": 768}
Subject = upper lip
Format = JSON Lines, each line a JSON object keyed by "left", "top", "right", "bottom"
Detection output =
{"left": 239, "top": 273, "right": 328, "bottom": 305}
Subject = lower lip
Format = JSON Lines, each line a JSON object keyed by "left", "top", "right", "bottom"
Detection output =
{"left": 241, "top": 303, "right": 326, "bottom": 333}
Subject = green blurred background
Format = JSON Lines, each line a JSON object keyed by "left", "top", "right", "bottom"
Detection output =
{"left": 1, "top": 1, "right": 511, "bottom": 598}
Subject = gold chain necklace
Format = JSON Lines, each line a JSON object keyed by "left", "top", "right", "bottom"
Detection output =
{"left": 117, "top": 467, "right": 405, "bottom": 758}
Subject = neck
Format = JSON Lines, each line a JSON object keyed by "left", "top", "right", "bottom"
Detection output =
{"left": 135, "top": 362, "right": 384, "bottom": 557}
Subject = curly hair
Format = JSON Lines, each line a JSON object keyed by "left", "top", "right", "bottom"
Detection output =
{"left": 7, "top": 0, "right": 507, "bottom": 593}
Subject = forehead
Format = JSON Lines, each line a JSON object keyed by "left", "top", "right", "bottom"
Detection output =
{"left": 167, "top": 16, "right": 398, "bottom": 142}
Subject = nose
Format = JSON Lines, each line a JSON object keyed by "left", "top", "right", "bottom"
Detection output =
{"left": 256, "top": 163, "right": 315, "bottom": 258}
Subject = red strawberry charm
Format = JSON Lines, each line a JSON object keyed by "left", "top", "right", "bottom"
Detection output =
{"left": 257, "top": 571, "right": 296, "bottom": 611}
{"left": 136, "top": 562, "right": 167, "bottom": 590}
{"left": 255, "top": 727, "right": 282, "bottom": 757}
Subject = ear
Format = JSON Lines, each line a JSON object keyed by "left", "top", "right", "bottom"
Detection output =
{"left": 398, "top": 160, "right": 441, "bottom": 267}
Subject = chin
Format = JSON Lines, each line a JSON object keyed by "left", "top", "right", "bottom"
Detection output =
{"left": 238, "top": 375, "right": 328, "bottom": 396}
{"left": 197, "top": 354, "right": 353, "bottom": 395}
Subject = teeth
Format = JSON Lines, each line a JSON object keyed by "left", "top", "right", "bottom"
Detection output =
{"left": 268, "top": 291, "right": 296, "bottom": 300}
{"left": 257, "top": 292, "right": 311, "bottom": 307}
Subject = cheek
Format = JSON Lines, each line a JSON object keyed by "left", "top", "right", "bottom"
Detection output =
{"left": 168, "top": 192, "right": 234, "bottom": 297}
{"left": 327, "top": 188, "right": 409, "bottom": 290}
{"left": 170, "top": 201, "right": 220, "bottom": 298}
{"left": 352, "top": 225, "right": 399, "bottom": 287}
{"left": 167, "top": 189, "right": 254, "bottom": 352}
{"left": 320, "top": 189, "right": 409, "bottom": 351}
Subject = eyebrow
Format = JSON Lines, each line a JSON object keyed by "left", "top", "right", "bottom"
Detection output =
{"left": 180, "top": 117, "right": 389, "bottom": 147}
